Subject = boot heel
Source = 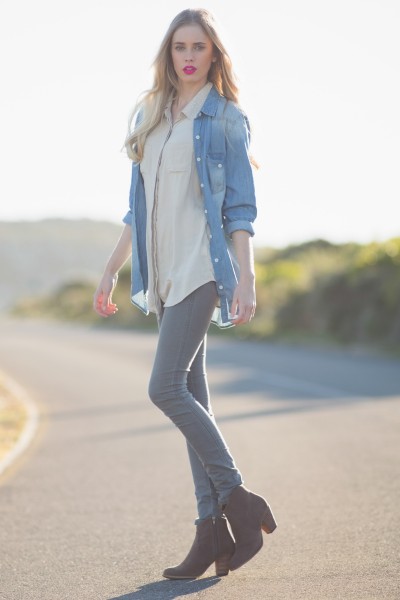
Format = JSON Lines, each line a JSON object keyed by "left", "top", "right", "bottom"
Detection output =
{"left": 215, "top": 555, "right": 231, "bottom": 577}
{"left": 261, "top": 505, "right": 277, "bottom": 534}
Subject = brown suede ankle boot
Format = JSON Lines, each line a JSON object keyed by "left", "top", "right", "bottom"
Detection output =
{"left": 223, "top": 485, "right": 277, "bottom": 571}
{"left": 162, "top": 516, "right": 235, "bottom": 579}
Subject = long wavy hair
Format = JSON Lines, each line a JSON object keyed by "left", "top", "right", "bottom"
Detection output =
{"left": 123, "top": 8, "right": 242, "bottom": 163}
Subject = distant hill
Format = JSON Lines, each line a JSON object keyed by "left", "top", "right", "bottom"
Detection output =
{"left": 0, "top": 219, "right": 123, "bottom": 310}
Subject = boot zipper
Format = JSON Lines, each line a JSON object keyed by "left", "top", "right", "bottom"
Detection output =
{"left": 212, "top": 516, "right": 219, "bottom": 558}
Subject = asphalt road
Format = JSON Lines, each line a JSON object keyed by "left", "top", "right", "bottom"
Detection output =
{"left": 0, "top": 319, "right": 399, "bottom": 600}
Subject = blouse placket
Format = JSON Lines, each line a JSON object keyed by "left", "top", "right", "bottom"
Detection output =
{"left": 150, "top": 111, "right": 176, "bottom": 318}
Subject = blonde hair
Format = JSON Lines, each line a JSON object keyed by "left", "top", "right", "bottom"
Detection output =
{"left": 123, "top": 8, "right": 241, "bottom": 163}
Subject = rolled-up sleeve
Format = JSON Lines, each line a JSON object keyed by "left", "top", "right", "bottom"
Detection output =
{"left": 223, "top": 112, "right": 257, "bottom": 237}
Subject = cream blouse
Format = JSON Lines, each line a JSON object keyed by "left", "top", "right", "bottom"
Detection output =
{"left": 140, "top": 81, "right": 216, "bottom": 317}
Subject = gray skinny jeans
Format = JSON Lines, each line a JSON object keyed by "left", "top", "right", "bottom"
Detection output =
{"left": 148, "top": 281, "right": 243, "bottom": 523}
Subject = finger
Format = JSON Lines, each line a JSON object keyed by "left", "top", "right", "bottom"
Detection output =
{"left": 94, "top": 293, "right": 115, "bottom": 317}
{"left": 97, "top": 305, "right": 116, "bottom": 317}
{"left": 233, "top": 309, "right": 245, "bottom": 325}
{"left": 105, "top": 305, "right": 118, "bottom": 314}
{"left": 236, "top": 305, "right": 252, "bottom": 325}
{"left": 230, "top": 298, "right": 238, "bottom": 320}
{"left": 232, "top": 299, "right": 244, "bottom": 322}
{"left": 94, "top": 303, "right": 105, "bottom": 315}
{"left": 101, "top": 294, "right": 110, "bottom": 311}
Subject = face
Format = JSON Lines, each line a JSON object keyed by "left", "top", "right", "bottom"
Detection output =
{"left": 171, "top": 24, "right": 216, "bottom": 87}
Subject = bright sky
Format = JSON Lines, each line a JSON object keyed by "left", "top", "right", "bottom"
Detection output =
{"left": 1, "top": 0, "right": 399, "bottom": 247}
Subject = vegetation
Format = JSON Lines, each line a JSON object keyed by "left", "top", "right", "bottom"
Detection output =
{"left": 250, "top": 238, "right": 400, "bottom": 349}
{"left": 11, "top": 237, "right": 400, "bottom": 351}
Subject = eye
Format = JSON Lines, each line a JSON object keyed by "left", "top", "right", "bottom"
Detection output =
{"left": 174, "top": 45, "right": 185, "bottom": 51}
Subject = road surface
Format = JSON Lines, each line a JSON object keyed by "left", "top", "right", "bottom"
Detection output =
{"left": 0, "top": 319, "right": 399, "bottom": 599}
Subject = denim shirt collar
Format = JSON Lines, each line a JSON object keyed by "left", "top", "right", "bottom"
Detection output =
{"left": 195, "top": 84, "right": 222, "bottom": 117}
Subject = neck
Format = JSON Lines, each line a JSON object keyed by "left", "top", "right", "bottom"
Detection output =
{"left": 174, "top": 78, "right": 209, "bottom": 109}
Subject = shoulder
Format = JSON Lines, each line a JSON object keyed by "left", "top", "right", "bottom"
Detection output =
{"left": 224, "top": 99, "right": 247, "bottom": 121}
{"left": 216, "top": 98, "right": 250, "bottom": 135}
{"left": 218, "top": 100, "right": 251, "bottom": 145}
{"left": 203, "top": 85, "right": 248, "bottom": 123}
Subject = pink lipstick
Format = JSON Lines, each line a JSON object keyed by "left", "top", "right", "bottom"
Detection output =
{"left": 183, "top": 66, "right": 197, "bottom": 75}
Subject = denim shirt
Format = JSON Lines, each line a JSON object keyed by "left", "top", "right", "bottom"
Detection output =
{"left": 123, "top": 84, "right": 257, "bottom": 328}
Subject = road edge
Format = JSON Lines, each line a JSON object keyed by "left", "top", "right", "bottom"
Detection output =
{"left": 0, "top": 371, "right": 39, "bottom": 478}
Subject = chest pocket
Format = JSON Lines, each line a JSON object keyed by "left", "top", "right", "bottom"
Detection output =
{"left": 207, "top": 103, "right": 227, "bottom": 195}
{"left": 164, "top": 142, "right": 194, "bottom": 172}
{"left": 206, "top": 153, "right": 225, "bottom": 194}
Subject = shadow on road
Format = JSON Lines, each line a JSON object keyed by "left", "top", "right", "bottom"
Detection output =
{"left": 43, "top": 335, "right": 400, "bottom": 444}
{"left": 108, "top": 575, "right": 220, "bottom": 599}
{"left": 84, "top": 392, "right": 400, "bottom": 444}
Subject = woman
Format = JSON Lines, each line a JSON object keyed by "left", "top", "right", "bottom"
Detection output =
{"left": 93, "top": 8, "right": 277, "bottom": 579}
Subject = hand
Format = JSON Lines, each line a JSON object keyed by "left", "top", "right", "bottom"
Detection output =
{"left": 230, "top": 277, "right": 256, "bottom": 325}
{"left": 93, "top": 273, "right": 118, "bottom": 318}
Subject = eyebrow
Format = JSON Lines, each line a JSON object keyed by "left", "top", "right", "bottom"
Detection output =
{"left": 173, "top": 41, "right": 207, "bottom": 45}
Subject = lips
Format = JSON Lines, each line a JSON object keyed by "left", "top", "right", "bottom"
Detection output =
{"left": 183, "top": 66, "right": 197, "bottom": 74}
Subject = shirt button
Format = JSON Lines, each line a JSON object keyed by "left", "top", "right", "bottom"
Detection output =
{"left": 214, "top": 258, "right": 219, "bottom": 262}
{"left": 196, "top": 135, "right": 200, "bottom": 139}
{"left": 209, "top": 234, "right": 212, "bottom": 238}
{"left": 218, "top": 285, "right": 224, "bottom": 290}
{"left": 218, "top": 163, "right": 222, "bottom": 168}
{"left": 204, "top": 209, "right": 208, "bottom": 214}
{"left": 197, "top": 157, "right": 201, "bottom": 162}
{"left": 198, "top": 112, "right": 202, "bottom": 117}
{"left": 200, "top": 183, "right": 204, "bottom": 188}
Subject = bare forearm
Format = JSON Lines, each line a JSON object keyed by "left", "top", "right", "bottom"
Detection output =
{"left": 103, "top": 223, "right": 132, "bottom": 276}
{"left": 231, "top": 230, "right": 255, "bottom": 282}
{"left": 93, "top": 224, "right": 131, "bottom": 317}
{"left": 229, "top": 230, "right": 256, "bottom": 324}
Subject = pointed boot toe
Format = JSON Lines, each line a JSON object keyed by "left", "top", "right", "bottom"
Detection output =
{"left": 162, "top": 516, "right": 235, "bottom": 579}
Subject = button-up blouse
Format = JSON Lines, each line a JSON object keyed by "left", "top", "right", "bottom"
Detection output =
{"left": 140, "top": 81, "right": 216, "bottom": 317}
